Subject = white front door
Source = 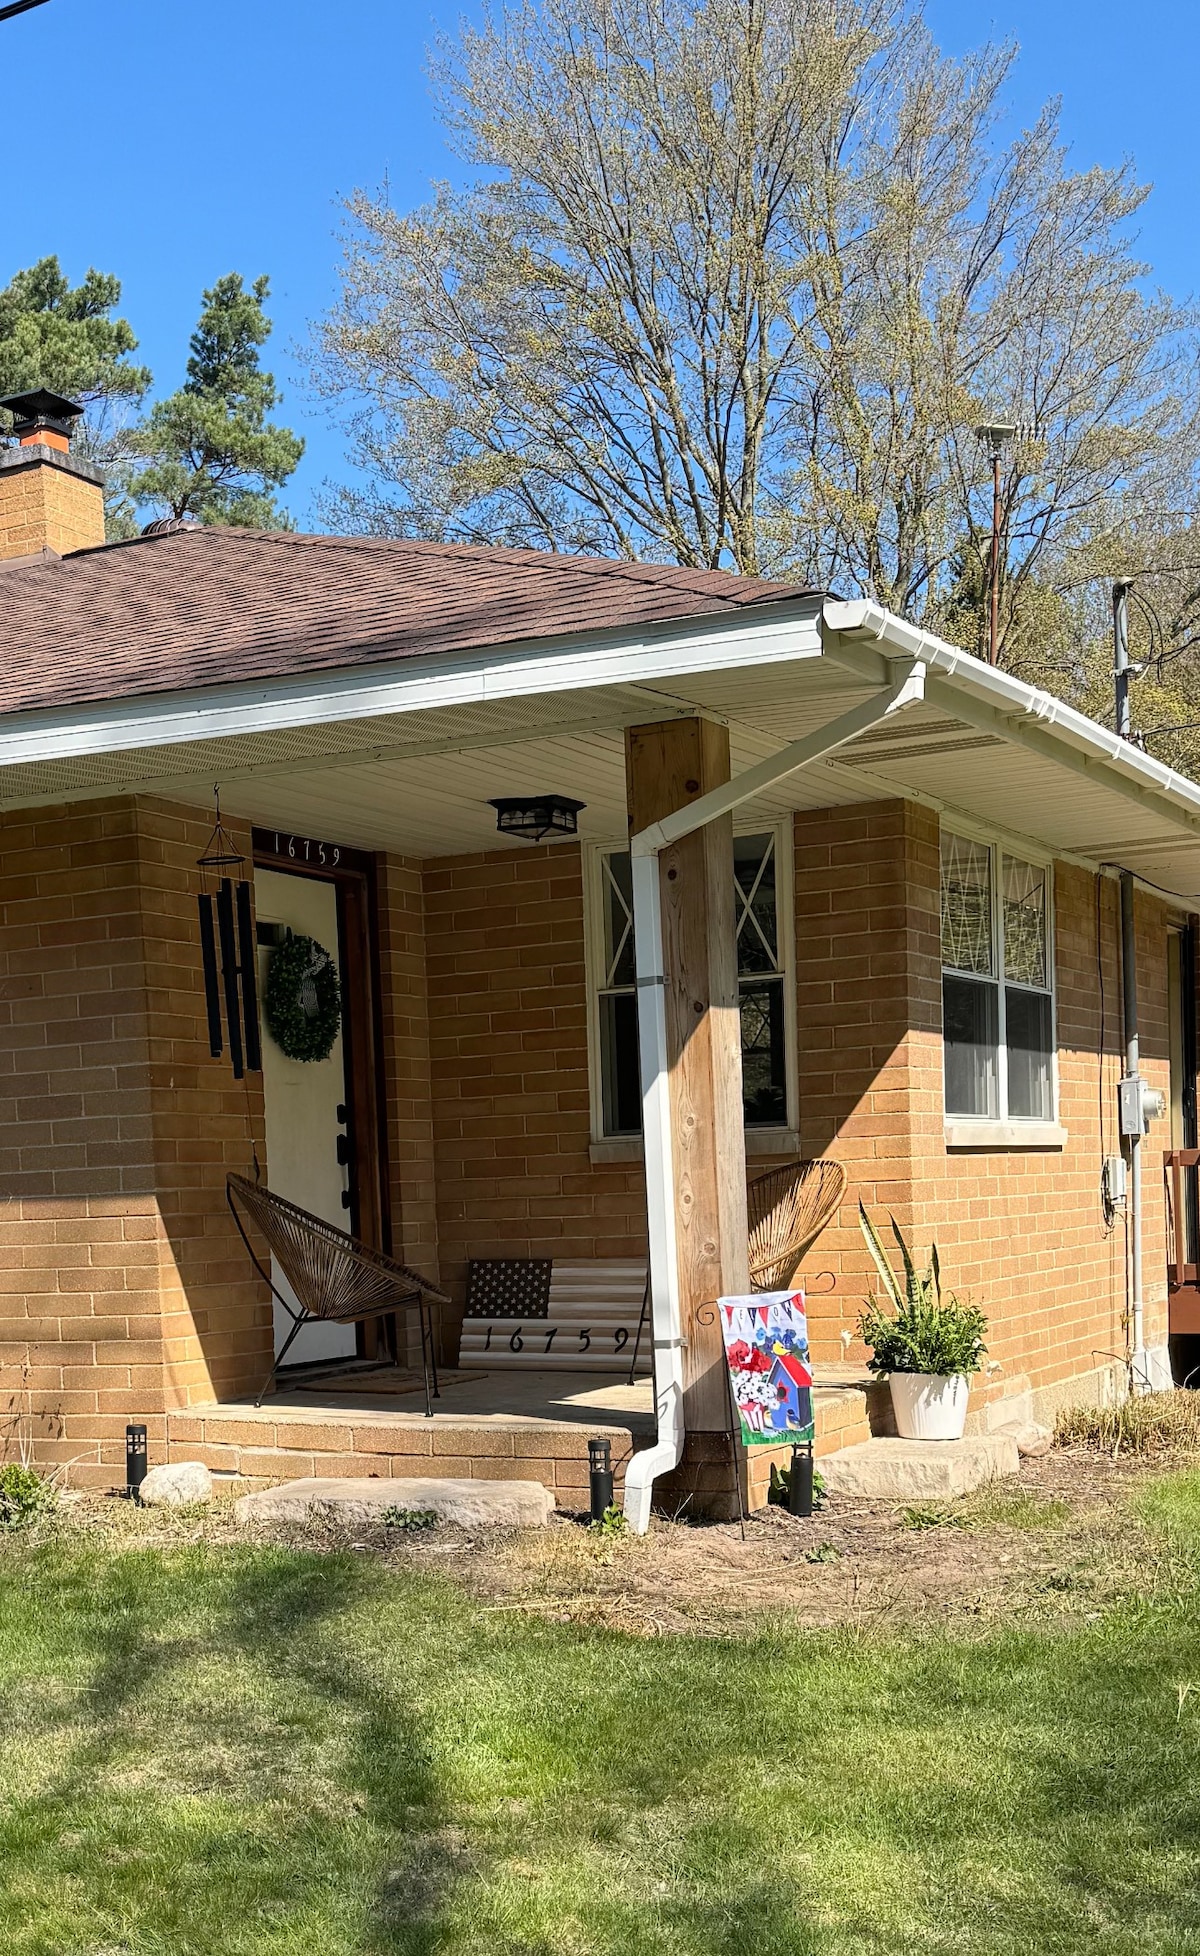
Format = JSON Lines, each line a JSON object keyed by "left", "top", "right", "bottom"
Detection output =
{"left": 255, "top": 866, "right": 357, "bottom": 1363}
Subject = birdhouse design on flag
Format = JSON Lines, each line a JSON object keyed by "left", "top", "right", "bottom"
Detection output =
{"left": 718, "top": 1293, "right": 814, "bottom": 1447}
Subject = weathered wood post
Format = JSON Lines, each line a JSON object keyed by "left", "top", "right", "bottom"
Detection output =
{"left": 626, "top": 717, "right": 749, "bottom": 1513}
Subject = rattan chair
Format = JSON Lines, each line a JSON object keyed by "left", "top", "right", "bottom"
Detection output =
{"left": 746, "top": 1158, "right": 847, "bottom": 1292}
{"left": 628, "top": 1156, "right": 846, "bottom": 1378}
{"left": 227, "top": 1173, "right": 452, "bottom": 1413}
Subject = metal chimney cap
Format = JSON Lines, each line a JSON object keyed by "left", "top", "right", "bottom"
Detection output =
{"left": 0, "top": 388, "right": 85, "bottom": 438}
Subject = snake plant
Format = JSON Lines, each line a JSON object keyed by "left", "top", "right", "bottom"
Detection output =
{"left": 857, "top": 1202, "right": 987, "bottom": 1376}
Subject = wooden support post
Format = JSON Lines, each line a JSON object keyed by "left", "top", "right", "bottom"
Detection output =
{"left": 626, "top": 718, "right": 749, "bottom": 1462}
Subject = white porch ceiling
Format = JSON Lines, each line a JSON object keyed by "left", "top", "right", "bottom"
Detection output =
{"left": 2, "top": 627, "right": 1200, "bottom": 901}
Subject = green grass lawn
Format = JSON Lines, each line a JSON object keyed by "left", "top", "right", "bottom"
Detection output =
{"left": 4, "top": 1479, "right": 1200, "bottom": 1955}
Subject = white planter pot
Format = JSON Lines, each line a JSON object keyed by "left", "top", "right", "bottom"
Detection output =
{"left": 888, "top": 1371, "right": 970, "bottom": 1441}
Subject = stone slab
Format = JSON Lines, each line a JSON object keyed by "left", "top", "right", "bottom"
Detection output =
{"left": 234, "top": 1476, "right": 555, "bottom": 1529}
{"left": 993, "top": 1420, "right": 1053, "bottom": 1459}
{"left": 138, "top": 1461, "right": 213, "bottom": 1507}
{"left": 819, "top": 1433, "right": 1020, "bottom": 1501}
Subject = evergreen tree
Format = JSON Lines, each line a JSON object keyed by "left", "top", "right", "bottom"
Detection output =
{"left": 0, "top": 256, "right": 149, "bottom": 411}
{"left": 129, "top": 274, "right": 303, "bottom": 528}
{"left": 0, "top": 256, "right": 151, "bottom": 533}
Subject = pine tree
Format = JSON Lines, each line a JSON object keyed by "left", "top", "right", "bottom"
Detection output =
{"left": 0, "top": 256, "right": 151, "bottom": 533}
{"left": 0, "top": 256, "right": 149, "bottom": 411}
{"left": 129, "top": 273, "right": 303, "bottom": 528}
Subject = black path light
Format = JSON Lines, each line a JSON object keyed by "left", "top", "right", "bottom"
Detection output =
{"left": 125, "top": 1424, "right": 147, "bottom": 1499}
{"left": 588, "top": 1436, "right": 614, "bottom": 1522}
{"left": 197, "top": 790, "right": 262, "bottom": 1079}
{"left": 489, "top": 793, "right": 586, "bottom": 842}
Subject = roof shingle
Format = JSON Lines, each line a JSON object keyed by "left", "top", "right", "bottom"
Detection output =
{"left": 0, "top": 528, "right": 819, "bottom": 715}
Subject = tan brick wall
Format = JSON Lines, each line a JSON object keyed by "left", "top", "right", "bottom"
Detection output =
{"left": 134, "top": 799, "right": 270, "bottom": 1408}
{"left": 791, "top": 800, "right": 931, "bottom": 1359}
{"left": 375, "top": 854, "right": 440, "bottom": 1281}
{"left": 423, "top": 844, "right": 645, "bottom": 1334}
{"left": 0, "top": 796, "right": 270, "bottom": 1485}
{"left": 0, "top": 784, "right": 1181, "bottom": 1485}
{"left": 0, "top": 454, "right": 106, "bottom": 559}
{"left": 793, "top": 799, "right": 1173, "bottom": 1406}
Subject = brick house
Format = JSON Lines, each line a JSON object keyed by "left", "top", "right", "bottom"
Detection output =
{"left": 1, "top": 389, "right": 1198, "bottom": 1517}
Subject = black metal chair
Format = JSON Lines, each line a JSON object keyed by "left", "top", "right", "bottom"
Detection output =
{"left": 227, "top": 1173, "right": 452, "bottom": 1414}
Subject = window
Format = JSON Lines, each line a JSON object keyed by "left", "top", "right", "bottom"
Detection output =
{"left": 589, "top": 828, "right": 794, "bottom": 1139}
{"left": 940, "top": 829, "right": 1055, "bottom": 1122}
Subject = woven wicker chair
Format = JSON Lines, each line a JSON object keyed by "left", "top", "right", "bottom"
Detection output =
{"left": 628, "top": 1156, "right": 846, "bottom": 1378}
{"left": 746, "top": 1158, "right": 847, "bottom": 1292}
{"left": 227, "top": 1173, "right": 452, "bottom": 1413}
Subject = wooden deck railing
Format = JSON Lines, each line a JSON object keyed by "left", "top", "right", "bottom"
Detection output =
{"left": 1165, "top": 1151, "right": 1200, "bottom": 1333}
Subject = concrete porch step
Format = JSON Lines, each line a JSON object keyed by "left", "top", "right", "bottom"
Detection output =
{"left": 236, "top": 1476, "right": 557, "bottom": 1528}
{"left": 819, "top": 1432, "right": 1021, "bottom": 1501}
{"left": 164, "top": 1363, "right": 880, "bottom": 1519}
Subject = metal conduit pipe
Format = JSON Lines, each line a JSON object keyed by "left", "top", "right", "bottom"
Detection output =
{"left": 1119, "top": 866, "right": 1150, "bottom": 1390}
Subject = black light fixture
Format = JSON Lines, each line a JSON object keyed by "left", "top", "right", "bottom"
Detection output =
{"left": 588, "top": 1437, "right": 614, "bottom": 1522}
{"left": 126, "top": 1424, "right": 147, "bottom": 1499}
{"left": 489, "top": 794, "right": 586, "bottom": 842}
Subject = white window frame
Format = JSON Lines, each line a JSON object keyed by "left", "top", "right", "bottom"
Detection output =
{"left": 583, "top": 819, "right": 797, "bottom": 1145}
{"left": 939, "top": 820, "right": 1059, "bottom": 1129}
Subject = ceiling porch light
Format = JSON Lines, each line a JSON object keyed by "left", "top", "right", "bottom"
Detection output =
{"left": 489, "top": 794, "right": 586, "bottom": 842}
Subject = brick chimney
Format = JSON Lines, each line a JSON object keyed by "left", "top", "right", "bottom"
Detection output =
{"left": 0, "top": 389, "right": 105, "bottom": 559}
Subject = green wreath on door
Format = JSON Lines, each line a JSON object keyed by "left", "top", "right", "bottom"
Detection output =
{"left": 263, "top": 932, "right": 342, "bottom": 1062}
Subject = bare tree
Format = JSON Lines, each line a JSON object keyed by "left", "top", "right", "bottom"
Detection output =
{"left": 317, "top": 0, "right": 1197, "bottom": 647}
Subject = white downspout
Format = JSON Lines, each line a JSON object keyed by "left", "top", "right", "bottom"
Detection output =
{"left": 621, "top": 659, "right": 927, "bottom": 1531}
{"left": 622, "top": 845, "right": 685, "bottom": 1534}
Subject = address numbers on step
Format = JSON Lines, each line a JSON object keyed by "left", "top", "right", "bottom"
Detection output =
{"left": 480, "top": 1324, "right": 630, "bottom": 1355}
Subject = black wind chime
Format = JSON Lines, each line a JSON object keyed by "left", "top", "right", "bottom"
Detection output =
{"left": 196, "top": 792, "right": 262, "bottom": 1081}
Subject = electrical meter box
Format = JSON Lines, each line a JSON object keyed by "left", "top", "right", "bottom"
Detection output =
{"left": 1118, "top": 1077, "right": 1166, "bottom": 1137}
{"left": 1118, "top": 1077, "right": 1143, "bottom": 1136}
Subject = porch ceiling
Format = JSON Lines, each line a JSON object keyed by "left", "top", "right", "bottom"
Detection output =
{"left": 3, "top": 603, "right": 1200, "bottom": 899}
{"left": 0, "top": 659, "right": 888, "bottom": 855}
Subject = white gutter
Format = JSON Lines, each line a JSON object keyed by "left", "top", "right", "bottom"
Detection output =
{"left": 827, "top": 599, "right": 1182, "bottom": 1398}
{"left": 824, "top": 599, "right": 1200, "bottom": 846}
{"left": 622, "top": 661, "right": 926, "bottom": 1531}
{"left": 0, "top": 600, "right": 824, "bottom": 771}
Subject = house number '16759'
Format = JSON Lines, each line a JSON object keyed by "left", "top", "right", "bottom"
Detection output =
{"left": 270, "top": 834, "right": 342, "bottom": 867}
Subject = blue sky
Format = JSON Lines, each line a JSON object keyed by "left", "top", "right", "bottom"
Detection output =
{"left": 6, "top": 0, "right": 1199, "bottom": 528}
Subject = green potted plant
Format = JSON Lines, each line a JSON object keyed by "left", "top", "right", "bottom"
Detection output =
{"left": 857, "top": 1204, "right": 987, "bottom": 1441}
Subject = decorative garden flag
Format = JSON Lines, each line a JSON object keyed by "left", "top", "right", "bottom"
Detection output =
{"left": 718, "top": 1293, "right": 814, "bottom": 1447}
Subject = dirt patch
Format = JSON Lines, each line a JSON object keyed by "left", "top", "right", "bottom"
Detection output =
{"left": 434, "top": 1449, "right": 1169, "bottom": 1636}
{"left": 23, "top": 1447, "right": 1193, "bottom": 1638}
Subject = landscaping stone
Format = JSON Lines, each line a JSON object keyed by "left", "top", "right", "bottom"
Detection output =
{"left": 234, "top": 1476, "right": 555, "bottom": 1529}
{"left": 819, "top": 1432, "right": 1020, "bottom": 1501}
{"left": 994, "top": 1420, "right": 1053, "bottom": 1459}
{"left": 138, "top": 1461, "right": 213, "bottom": 1507}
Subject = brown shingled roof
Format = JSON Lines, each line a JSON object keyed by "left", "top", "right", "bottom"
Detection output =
{"left": 0, "top": 528, "right": 820, "bottom": 716}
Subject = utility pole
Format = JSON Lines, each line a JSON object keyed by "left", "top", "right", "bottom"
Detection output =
{"left": 974, "top": 423, "right": 1017, "bottom": 665}
{"left": 1112, "top": 576, "right": 1133, "bottom": 740}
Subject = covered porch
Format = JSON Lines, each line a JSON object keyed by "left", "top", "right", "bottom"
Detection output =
{"left": 5, "top": 534, "right": 1200, "bottom": 1506}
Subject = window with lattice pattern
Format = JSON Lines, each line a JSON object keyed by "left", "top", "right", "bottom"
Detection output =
{"left": 589, "top": 827, "right": 794, "bottom": 1139}
{"left": 941, "top": 829, "right": 1054, "bottom": 1122}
